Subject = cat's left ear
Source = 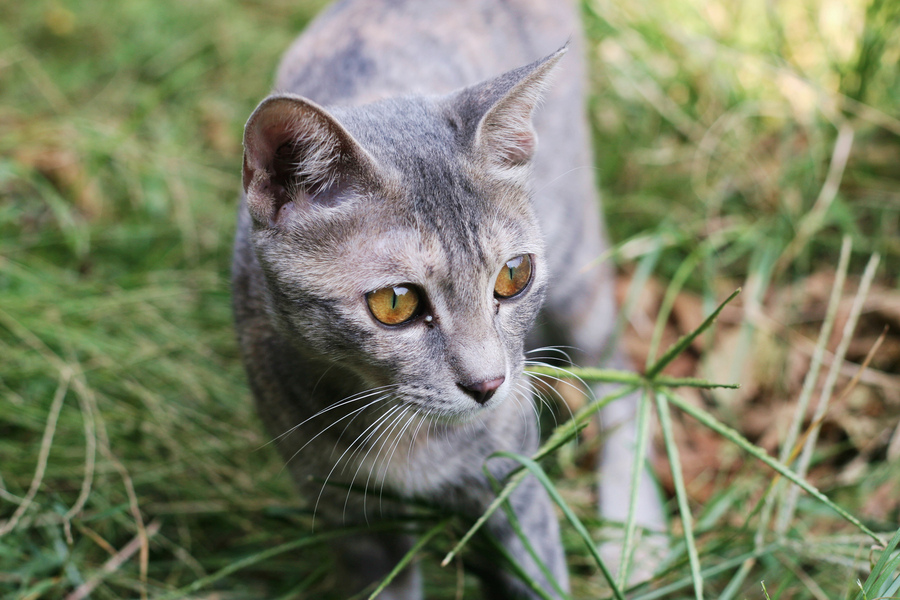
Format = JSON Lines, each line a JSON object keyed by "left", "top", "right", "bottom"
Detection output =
{"left": 450, "top": 45, "right": 567, "bottom": 168}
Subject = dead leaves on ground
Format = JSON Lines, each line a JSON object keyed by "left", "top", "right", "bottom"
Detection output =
{"left": 614, "top": 270, "right": 900, "bottom": 514}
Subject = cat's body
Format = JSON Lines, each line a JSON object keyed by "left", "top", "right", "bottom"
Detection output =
{"left": 232, "top": 1, "right": 663, "bottom": 598}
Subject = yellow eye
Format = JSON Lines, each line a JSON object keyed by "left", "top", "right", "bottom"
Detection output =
{"left": 366, "top": 285, "right": 421, "bottom": 325}
{"left": 494, "top": 254, "right": 533, "bottom": 299}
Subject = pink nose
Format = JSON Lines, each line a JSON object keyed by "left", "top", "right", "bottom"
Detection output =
{"left": 459, "top": 376, "right": 505, "bottom": 405}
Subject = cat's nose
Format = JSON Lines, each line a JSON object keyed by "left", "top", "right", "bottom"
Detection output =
{"left": 459, "top": 376, "right": 505, "bottom": 405}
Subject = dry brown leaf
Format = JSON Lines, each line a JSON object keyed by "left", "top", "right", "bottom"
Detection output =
{"left": 613, "top": 267, "right": 900, "bottom": 507}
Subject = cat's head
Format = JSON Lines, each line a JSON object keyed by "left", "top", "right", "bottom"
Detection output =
{"left": 241, "top": 48, "right": 565, "bottom": 419}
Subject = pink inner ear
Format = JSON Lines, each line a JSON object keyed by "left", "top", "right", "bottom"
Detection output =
{"left": 503, "top": 130, "right": 536, "bottom": 165}
{"left": 243, "top": 118, "right": 292, "bottom": 192}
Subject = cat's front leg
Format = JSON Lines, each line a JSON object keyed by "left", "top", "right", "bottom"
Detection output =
{"left": 445, "top": 460, "right": 568, "bottom": 600}
{"left": 480, "top": 473, "right": 570, "bottom": 600}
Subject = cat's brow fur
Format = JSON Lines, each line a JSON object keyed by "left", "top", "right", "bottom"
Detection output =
{"left": 233, "top": 1, "right": 665, "bottom": 598}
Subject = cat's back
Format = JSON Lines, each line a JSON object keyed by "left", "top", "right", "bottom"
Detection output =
{"left": 275, "top": 0, "right": 580, "bottom": 105}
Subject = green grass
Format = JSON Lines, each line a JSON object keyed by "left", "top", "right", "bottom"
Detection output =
{"left": 2, "top": 0, "right": 899, "bottom": 598}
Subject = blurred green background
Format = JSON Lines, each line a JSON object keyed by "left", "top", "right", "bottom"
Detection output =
{"left": 1, "top": 0, "right": 898, "bottom": 598}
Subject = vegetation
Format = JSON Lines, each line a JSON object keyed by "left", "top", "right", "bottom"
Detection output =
{"left": 1, "top": 0, "right": 898, "bottom": 598}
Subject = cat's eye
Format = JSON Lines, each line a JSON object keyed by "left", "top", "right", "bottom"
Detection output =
{"left": 366, "top": 285, "right": 422, "bottom": 326}
{"left": 494, "top": 254, "right": 533, "bottom": 299}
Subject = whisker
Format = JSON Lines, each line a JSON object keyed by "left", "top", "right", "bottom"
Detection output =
{"left": 525, "top": 345, "right": 579, "bottom": 365}
{"left": 360, "top": 405, "right": 411, "bottom": 518}
{"left": 525, "top": 377, "right": 561, "bottom": 430}
{"left": 330, "top": 393, "right": 394, "bottom": 460}
{"left": 342, "top": 402, "right": 405, "bottom": 475}
{"left": 524, "top": 372, "right": 578, "bottom": 428}
{"left": 263, "top": 384, "right": 399, "bottom": 449}
{"left": 425, "top": 415, "right": 435, "bottom": 454}
{"left": 510, "top": 389, "right": 533, "bottom": 443}
{"left": 533, "top": 165, "right": 599, "bottom": 197}
{"left": 515, "top": 380, "right": 542, "bottom": 421}
{"left": 310, "top": 400, "right": 400, "bottom": 527}
{"left": 406, "top": 409, "right": 428, "bottom": 465}
{"left": 524, "top": 360, "right": 594, "bottom": 398}
{"left": 337, "top": 402, "right": 407, "bottom": 514}
{"left": 378, "top": 409, "right": 418, "bottom": 512}
{"left": 333, "top": 391, "right": 398, "bottom": 452}
{"left": 285, "top": 394, "right": 393, "bottom": 470}
{"left": 524, "top": 359, "right": 595, "bottom": 416}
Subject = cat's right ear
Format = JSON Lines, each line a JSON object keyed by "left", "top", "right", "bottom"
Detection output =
{"left": 242, "top": 95, "right": 376, "bottom": 228}
{"left": 449, "top": 46, "right": 567, "bottom": 170}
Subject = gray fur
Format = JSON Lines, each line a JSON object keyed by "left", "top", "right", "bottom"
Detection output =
{"left": 233, "top": 1, "right": 665, "bottom": 598}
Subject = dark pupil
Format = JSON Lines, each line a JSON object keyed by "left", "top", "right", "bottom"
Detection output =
{"left": 506, "top": 256, "right": 523, "bottom": 280}
{"left": 392, "top": 286, "right": 407, "bottom": 309}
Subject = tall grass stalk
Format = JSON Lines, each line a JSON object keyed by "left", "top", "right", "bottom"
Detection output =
{"left": 616, "top": 388, "right": 652, "bottom": 588}
{"left": 720, "top": 236, "right": 854, "bottom": 599}
{"left": 654, "top": 391, "right": 703, "bottom": 600}
{"left": 777, "top": 251, "right": 882, "bottom": 533}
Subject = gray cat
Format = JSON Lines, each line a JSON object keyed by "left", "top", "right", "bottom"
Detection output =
{"left": 232, "top": 0, "right": 664, "bottom": 598}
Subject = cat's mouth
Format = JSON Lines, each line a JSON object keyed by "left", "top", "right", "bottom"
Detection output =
{"left": 399, "top": 377, "right": 521, "bottom": 425}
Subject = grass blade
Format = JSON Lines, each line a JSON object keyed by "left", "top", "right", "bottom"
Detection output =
{"left": 617, "top": 388, "right": 653, "bottom": 588}
{"left": 854, "top": 526, "right": 900, "bottom": 600}
{"left": 493, "top": 451, "right": 625, "bottom": 600}
{"left": 646, "top": 248, "right": 704, "bottom": 369}
{"left": 777, "top": 251, "right": 881, "bottom": 532}
{"left": 646, "top": 289, "right": 741, "bottom": 379}
{"left": 721, "top": 237, "right": 855, "bottom": 600}
{"left": 661, "top": 389, "right": 885, "bottom": 545}
{"left": 654, "top": 391, "right": 703, "bottom": 600}
{"left": 479, "top": 530, "right": 559, "bottom": 600}
{"left": 633, "top": 544, "right": 779, "bottom": 600}
{"left": 602, "top": 236, "right": 662, "bottom": 364}
{"left": 525, "top": 366, "right": 738, "bottom": 390}
{"left": 485, "top": 470, "right": 571, "bottom": 599}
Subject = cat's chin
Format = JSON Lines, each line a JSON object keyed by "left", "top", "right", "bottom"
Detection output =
{"left": 422, "top": 391, "right": 511, "bottom": 426}
{"left": 427, "top": 409, "right": 491, "bottom": 428}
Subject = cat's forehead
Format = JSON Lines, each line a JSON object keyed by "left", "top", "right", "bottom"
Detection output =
{"left": 333, "top": 97, "right": 455, "bottom": 157}
{"left": 337, "top": 205, "right": 540, "bottom": 290}
{"left": 335, "top": 95, "right": 535, "bottom": 220}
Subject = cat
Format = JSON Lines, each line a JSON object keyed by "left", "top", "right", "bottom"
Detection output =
{"left": 231, "top": 0, "right": 665, "bottom": 598}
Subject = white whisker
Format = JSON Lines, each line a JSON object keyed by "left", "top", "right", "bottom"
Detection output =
{"left": 407, "top": 410, "right": 428, "bottom": 465}
{"left": 336, "top": 402, "right": 406, "bottom": 516}
{"left": 378, "top": 410, "right": 418, "bottom": 512}
{"left": 525, "top": 345, "right": 579, "bottom": 365}
{"left": 360, "top": 405, "right": 411, "bottom": 517}
{"left": 264, "top": 384, "right": 399, "bottom": 448}
{"left": 310, "top": 400, "right": 401, "bottom": 527}
{"left": 525, "top": 377, "right": 561, "bottom": 430}
{"left": 285, "top": 393, "right": 393, "bottom": 470}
